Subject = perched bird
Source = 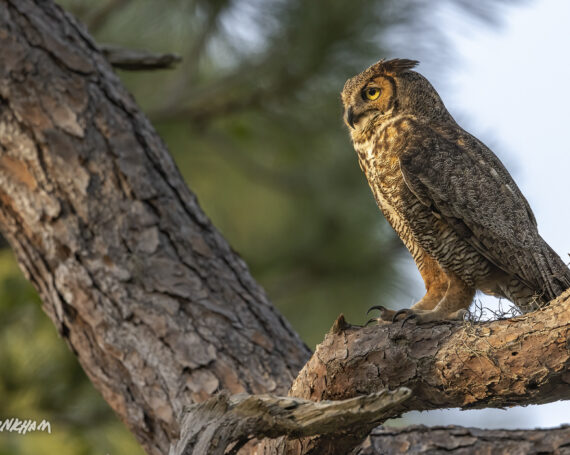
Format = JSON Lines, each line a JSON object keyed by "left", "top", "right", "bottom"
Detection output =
{"left": 341, "top": 58, "right": 570, "bottom": 323}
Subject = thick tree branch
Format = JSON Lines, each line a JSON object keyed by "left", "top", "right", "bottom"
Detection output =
{"left": 271, "top": 291, "right": 570, "bottom": 453}
{"left": 172, "top": 293, "right": 570, "bottom": 454}
{"left": 292, "top": 293, "right": 570, "bottom": 407}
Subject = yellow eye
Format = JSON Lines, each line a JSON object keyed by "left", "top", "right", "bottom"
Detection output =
{"left": 364, "top": 87, "right": 380, "bottom": 100}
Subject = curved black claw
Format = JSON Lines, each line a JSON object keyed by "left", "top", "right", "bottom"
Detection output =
{"left": 365, "top": 318, "right": 379, "bottom": 326}
{"left": 366, "top": 305, "right": 387, "bottom": 315}
{"left": 400, "top": 313, "right": 417, "bottom": 328}
{"left": 392, "top": 308, "right": 412, "bottom": 322}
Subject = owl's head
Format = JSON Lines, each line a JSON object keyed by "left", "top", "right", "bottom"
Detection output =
{"left": 341, "top": 59, "right": 450, "bottom": 136}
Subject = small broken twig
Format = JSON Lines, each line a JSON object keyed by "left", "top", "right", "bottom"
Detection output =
{"left": 100, "top": 44, "right": 181, "bottom": 71}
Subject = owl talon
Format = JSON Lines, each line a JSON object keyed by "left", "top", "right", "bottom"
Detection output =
{"left": 367, "top": 305, "right": 386, "bottom": 314}
{"left": 367, "top": 305, "right": 396, "bottom": 322}
{"left": 392, "top": 308, "right": 412, "bottom": 322}
{"left": 401, "top": 313, "right": 417, "bottom": 327}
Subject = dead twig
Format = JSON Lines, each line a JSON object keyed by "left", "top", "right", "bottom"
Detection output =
{"left": 100, "top": 44, "right": 181, "bottom": 71}
{"left": 170, "top": 388, "right": 412, "bottom": 455}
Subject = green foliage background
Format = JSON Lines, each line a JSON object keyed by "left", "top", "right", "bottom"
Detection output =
{"left": 0, "top": 0, "right": 512, "bottom": 453}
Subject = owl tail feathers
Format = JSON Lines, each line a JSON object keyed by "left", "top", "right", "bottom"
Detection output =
{"left": 534, "top": 244, "right": 570, "bottom": 303}
{"left": 508, "top": 244, "right": 570, "bottom": 313}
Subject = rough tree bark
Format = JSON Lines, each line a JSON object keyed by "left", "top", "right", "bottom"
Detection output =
{"left": 170, "top": 388, "right": 412, "bottom": 454}
{"left": 292, "top": 299, "right": 570, "bottom": 408}
{"left": 187, "top": 298, "right": 570, "bottom": 454}
{"left": 274, "top": 297, "right": 570, "bottom": 453}
{"left": 0, "top": 1, "right": 309, "bottom": 454}
{"left": 362, "top": 425, "right": 570, "bottom": 454}
{"left": 0, "top": 1, "right": 568, "bottom": 455}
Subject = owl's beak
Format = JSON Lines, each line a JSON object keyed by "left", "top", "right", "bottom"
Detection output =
{"left": 345, "top": 107, "right": 355, "bottom": 129}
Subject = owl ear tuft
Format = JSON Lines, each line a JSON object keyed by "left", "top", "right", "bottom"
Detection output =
{"left": 372, "top": 58, "right": 419, "bottom": 76}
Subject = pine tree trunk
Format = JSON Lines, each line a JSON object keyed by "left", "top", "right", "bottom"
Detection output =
{"left": 0, "top": 2, "right": 309, "bottom": 453}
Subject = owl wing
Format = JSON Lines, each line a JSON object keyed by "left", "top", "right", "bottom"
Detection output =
{"left": 398, "top": 133, "right": 543, "bottom": 291}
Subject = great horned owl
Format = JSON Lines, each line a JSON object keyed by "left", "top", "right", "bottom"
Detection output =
{"left": 341, "top": 58, "right": 570, "bottom": 323}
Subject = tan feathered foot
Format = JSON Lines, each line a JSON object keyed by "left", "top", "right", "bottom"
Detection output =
{"left": 392, "top": 273, "right": 474, "bottom": 325}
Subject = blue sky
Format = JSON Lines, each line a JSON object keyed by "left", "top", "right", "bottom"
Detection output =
{"left": 392, "top": 0, "right": 570, "bottom": 429}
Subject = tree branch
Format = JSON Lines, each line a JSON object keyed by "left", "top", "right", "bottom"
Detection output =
{"left": 169, "top": 295, "right": 570, "bottom": 454}
{"left": 100, "top": 44, "right": 181, "bottom": 71}
{"left": 170, "top": 388, "right": 411, "bottom": 455}
{"left": 292, "top": 293, "right": 570, "bottom": 407}
{"left": 362, "top": 425, "right": 570, "bottom": 454}
{"left": 271, "top": 291, "right": 570, "bottom": 453}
